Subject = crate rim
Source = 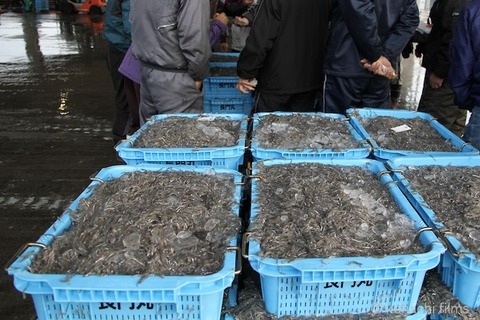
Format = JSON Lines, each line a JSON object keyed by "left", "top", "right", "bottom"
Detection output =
{"left": 251, "top": 111, "right": 372, "bottom": 157}
{"left": 114, "top": 113, "right": 248, "bottom": 156}
{"left": 346, "top": 107, "right": 480, "bottom": 158}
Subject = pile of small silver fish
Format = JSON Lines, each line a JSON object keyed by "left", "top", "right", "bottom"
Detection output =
{"left": 132, "top": 116, "right": 242, "bottom": 148}
{"left": 251, "top": 162, "right": 423, "bottom": 259}
{"left": 30, "top": 170, "right": 241, "bottom": 276}
{"left": 401, "top": 165, "right": 480, "bottom": 257}
{"left": 419, "top": 271, "right": 480, "bottom": 319}
{"left": 254, "top": 114, "right": 363, "bottom": 151}
{"left": 359, "top": 116, "right": 458, "bottom": 151}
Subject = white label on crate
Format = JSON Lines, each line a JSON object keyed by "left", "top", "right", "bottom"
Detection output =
{"left": 391, "top": 124, "right": 411, "bottom": 133}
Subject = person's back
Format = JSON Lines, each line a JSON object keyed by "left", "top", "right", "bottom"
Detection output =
{"left": 236, "top": 0, "right": 333, "bottom": 112}
{"left": 449, "top": 0, "right": 480, "bottom": 148}
{"left": 130, "top": 0, "right": 211, "bottom": 123}
{"left": 322, "top": 0, "right": 419, "bottom": 114}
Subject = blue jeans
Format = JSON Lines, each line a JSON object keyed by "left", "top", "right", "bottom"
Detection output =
{"left": 463, "top": 106, "right": 480, "bottom": 150}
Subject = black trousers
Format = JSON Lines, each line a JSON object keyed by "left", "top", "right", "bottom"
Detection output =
{"left": 322, "top": 74, "right": 390, "bottom": 114}
{"left": 254, "top": 90, "right": 319, "bottom": 113}
{"left": 106, "top": 44, "right": 130, "bottom": 144}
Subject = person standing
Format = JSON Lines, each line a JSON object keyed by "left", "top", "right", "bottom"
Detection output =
{"left": 103, "top": 0, "right": 132, "bottom": 144}
{"left": 130, "top": 0, "right": 212, "bottom": 124}
{"left": 416, "top": 0, "right": 471, "bottom": 137}
{"left": 322, "top": 0, "right": 419, "bottom": 114}
{"left": 236, "top": 0, "right": 333, "bottom": 112}
{"left": 449, "top": 0, "right": 480, "bottom": 148}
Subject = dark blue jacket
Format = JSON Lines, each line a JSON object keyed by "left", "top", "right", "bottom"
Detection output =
{"left": 449, "top": 0, "right": 480, "bottom": 111}
{"left": 323, "top": 0, "right": 419, "bottom": 78}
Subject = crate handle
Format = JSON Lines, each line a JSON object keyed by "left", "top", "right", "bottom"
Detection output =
{"left": 227, "top": 246, "right": 242, "bottom": 275}
{"left": 437, "top": 230, "right": 460, "bottom": 258}
{"left": 4, "top": 242, "right": 47, "bottom": 271}
{"left": 417, "top": 227, "right": 460, "bottom": 258}
{"left": 114, "top": 139, "right": 133, "bottom": 149}
{"left": 89, "top": 171, "right": 105, "bottom": 183}
{"left": 241, "top": 232, "right": 252, "bottom": 258}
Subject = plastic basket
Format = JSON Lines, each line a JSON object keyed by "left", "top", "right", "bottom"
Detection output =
{"left": 115, "top": 113, "right": 248, "bottom": 169}
{"left": 246, "top": 159, "right": 445, "bottom": 317}
{"left": 7, "top": 165, "right": 243, "bottom": 320}
{"left": 251, "top": 112, "right": 372, "bottom": 161}
{"left": 204, "top": 97, "right": 254, "bottom": 115}
{"left": 225, "top": 307, "right": 427, "bottom": 319}
{"left": 346, "top": 108, "right": 479, "bottom": 160}
{"left": 386, "top": 156, "right": 480, "bottom": 309}
{"left": 210, "top": 52, "right": 240, "bottom": 63}
{"left": 204, "top": 62, "right": 254, "bottom": 100}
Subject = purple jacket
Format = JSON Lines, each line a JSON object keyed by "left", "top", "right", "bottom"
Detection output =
{"left": 449, "top": 0, "right": 480, "bottom": 111}
{"left": 119, "top": 20, "right": 226, "bottom": 84}
{"left": 118, "top": 46, "right": 141, "bottom": 84}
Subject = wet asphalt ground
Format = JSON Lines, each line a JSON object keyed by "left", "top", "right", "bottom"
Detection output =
{"left": 0, "top": 9, "right": 429, "bottom": 320}
{"left": 0, "top": 10, "right": 121, "bottom": 319}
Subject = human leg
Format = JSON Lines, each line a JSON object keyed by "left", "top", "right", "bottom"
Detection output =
{"left": 417, "top": 77, "right": 467, "bottom": 137}
{"left": 322, "top": 75, "right": 364, "bottom": 114}
{"left": 463, "top": 106, "right": 480, "bottom": 149}
{"left": 106, "top": 44, "right": 130, "bottom": 144}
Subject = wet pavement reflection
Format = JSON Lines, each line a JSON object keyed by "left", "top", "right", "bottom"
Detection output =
{"left": 0, "top": 5, "right": 431, "bottom": 319}
{"left": 0, "top": 11, "right": 118, "bottom": 320}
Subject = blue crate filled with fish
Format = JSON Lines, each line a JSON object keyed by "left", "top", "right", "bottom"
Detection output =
{"left": 6, "top": 165, "right": 243, "bottom": 320}
{"left": 346, "top": 108, "right": 479, "bottom": 160}
{"left": 251, "top": 112, "right": 372, "bottom": 161}
{"left": 115, "top": 113, "right": 248, "bottom": 170}
{"left": 204, "top": 97, "right": 254, "bottom": 115}
{"left": 244, "top": 159, "right": 445, "bottom": 317}
{"left": 204, "top": 62, "right": 254, "bottom": 100}
{"left": 386, "top": 156, "right": 480, "bottom": 310}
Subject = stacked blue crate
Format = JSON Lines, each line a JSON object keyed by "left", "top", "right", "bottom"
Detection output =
{"left": 204, "top": 57, "right": 255, "bottom": 114}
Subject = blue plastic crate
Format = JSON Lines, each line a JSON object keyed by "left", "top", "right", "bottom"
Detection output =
{"left": 7, "top": 165, "right": 243, "bottom": 320}
{"left": 204, "top": 62, "right": 254, "bottom": 100}
{"left": 204, "top": 97, "right": 254, "bottom": 114}
{"left": 251, "top": 112, "right": 372, "bottom": 161}
{"left": 346, "top": 108, "right": 479, "bottom": 160}
{"left": 386, "top": 156, "right": 480, "bottom": 310}
{"left": 225, "top": 307, "right": 427, "bottom": 319}
{"left": 210, "top": 52, "right": 240, "bottom": 63}
{"left": 115, "top": 113, "right": 248, "bottom": 169}
{"left": 246, "top": 159, "right": 445, "bottom": 317}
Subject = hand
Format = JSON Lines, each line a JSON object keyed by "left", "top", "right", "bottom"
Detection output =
{"left": 219, "top": 42, "right": 229, "bottom": 52}
{"left": 234, "top": 16, "right": 249, "bottom": 26}
{"left": 243, "top": 0, "right": 254, "bottom": 4}
{"left": 428, "top": 73, "right": 444, "bottom": 89}
{"left": 195, "top": 80, "right": 203, "bottom": 91}
{"left": 361, "top": 56, "right": 397, "bottom": 80}
{"left": 237, "top": 78, "right": 257, "bottom": 94}
{"left": 214, "top": 12, "right": 228, "bottom": 26}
